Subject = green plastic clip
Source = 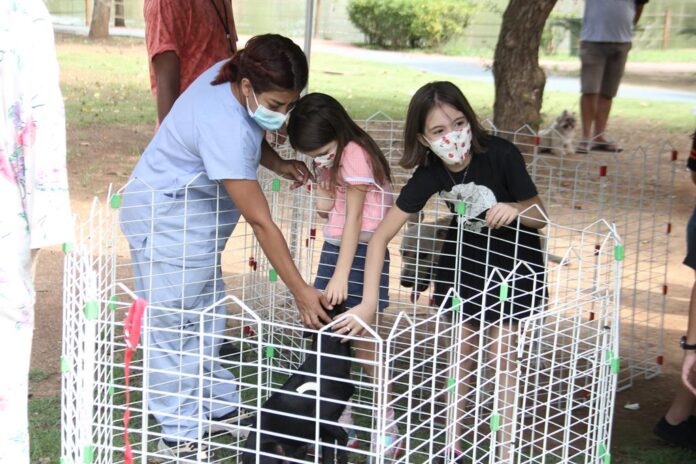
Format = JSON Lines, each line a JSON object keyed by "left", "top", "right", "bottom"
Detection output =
{"left": 490, "top": 413, "right": 500, "bottom": 432}
{"left": 598, "top": 443, "right": 611, "bottom": 464}
{"left": 62, "top": 242, "right": 73, "bottom": 254}
{"left": 108, "top": 295, "right": 117, "bottom": 311}
{"left": 452, "top": 296, "right": 461, "bottom": 312}
{"left": 269, "top": 269, "right": 278, "bottom": 282}
{"left": 272, "top": 178, "right": 281, "bottom": 192}
{"left": 456, "top": 201, "right": 467, "bottom": 216}
{"left": 499, "top": 283, "right": 509, "bottom": 302}
{"left": 110, "top": 193, "right": 121, "bottom": 209}
{"left": 60, "top": 356, "right": 71, "bottom": 373}
{"left": 614, "top": 245, "right": 624, "bottom": 262}
{"left": 447, "top": 378, "right": 456, "bottom": 392}
{"left": 265, "top": 346, "right": 275, "bottom": 358}
{"left": 611, "top": 357, "right": 621, "bottom": 374}
{"left": 84, "top": 301, "right": 98, "bottom": 320}
{"left": 83, "top": 444, "right": 94, "bottom": 464}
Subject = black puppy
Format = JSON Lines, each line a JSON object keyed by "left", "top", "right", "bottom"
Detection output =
{"left": 242, "top": 303, "right": 354, "bottom": 464}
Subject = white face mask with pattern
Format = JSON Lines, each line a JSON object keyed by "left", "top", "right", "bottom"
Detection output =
{"left": 313, "top": 151, "right": 336, "bottom": 169}
{"left": 426, "top": 125, "right": 472, "bottom": 166}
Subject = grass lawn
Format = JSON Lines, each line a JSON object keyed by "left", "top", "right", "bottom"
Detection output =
{"left": 57, "top": 35, "right": 693, "bottom": 135}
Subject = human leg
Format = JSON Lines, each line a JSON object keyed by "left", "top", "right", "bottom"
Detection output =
{"left": 488, "top": 322, "right": 519, "bottom": 462}
{"left": 578, "top": 41, "right": 606, "bottom": 148}
{"left": 593, "top": 42, "right": 630, "bottom": 148}
{"left": 0, "top": 222, "right": 34, "bottom": 464}
{"left": 130, "top": 250, "right": 240, "bottom": 442}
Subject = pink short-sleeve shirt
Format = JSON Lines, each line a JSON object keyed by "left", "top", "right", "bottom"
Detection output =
{"left": 323, "top": 142, "right": 393, "bottom": 242}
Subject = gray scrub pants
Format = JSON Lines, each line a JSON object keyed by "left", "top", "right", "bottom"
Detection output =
{"left": 130, "top": 248, "right": 240, "bottom": 441}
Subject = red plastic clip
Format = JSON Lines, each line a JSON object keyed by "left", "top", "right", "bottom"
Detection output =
{"left": 657, "top": 355, "right": 664, "bottom": 365}
{"left": 243, "top": 325, "right": 257, "bottom": 337}
{"left": 662, "top": 285, "right": 668, "bottom": 295}
{"left": 248, "top": 257, "right": 257, "bottom": 271}
{"left": 599, "top": 166, "right": 608, "bottom": 177}
{"left": 123, "top": 298, "right": 147, "bottom": 464}
{"left": 671, "top": 150, "right": 678, "bottom": 162}
{"left": 533, "top": 136, "right": 540, "bottom": 146}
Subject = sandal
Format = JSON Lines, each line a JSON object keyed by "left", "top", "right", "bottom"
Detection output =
{"left": 592, "top": 140, "right": 623, "bottom": 152}
{"left": 575, "top": 140, "right": 590, "bottom": 154}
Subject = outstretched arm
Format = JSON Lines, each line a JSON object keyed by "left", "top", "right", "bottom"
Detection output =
{"left": 223, "top": 179, "right": 331, "bottom": 328}
{"left": 333, "top": 205, "right": 411, "bottom": 337}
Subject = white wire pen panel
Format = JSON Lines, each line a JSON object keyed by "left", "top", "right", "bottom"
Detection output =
{"left": 62, "top": 167, "right": 622, "bottom": 463}
{"left": 345, "top": 113, "right": 675, "bottom": 391}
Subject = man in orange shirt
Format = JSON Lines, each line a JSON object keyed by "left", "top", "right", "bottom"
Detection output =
{"left": 144, "top": 0, "right": 237, "bottom": 123}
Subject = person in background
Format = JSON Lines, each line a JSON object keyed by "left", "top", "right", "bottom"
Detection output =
{"left": 577, "top": 0, "right": 648, "bottom": 154}
{"left": 653, "top": 130, "right": 696, "bottom": 450}
{"left": 0, "top": 0, "right": 73, "bottom": 462}
{"left": 144, "top": 0, "right": 238, "bottom": 123}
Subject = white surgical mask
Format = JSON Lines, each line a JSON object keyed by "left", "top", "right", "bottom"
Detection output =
{"left": 246, "top": 89, "right": 288, "bottom": 131}
{"left": 426, "top": 125, "right": 472, "bottom": 165}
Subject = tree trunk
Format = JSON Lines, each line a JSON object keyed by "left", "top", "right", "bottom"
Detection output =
{"left": 114, "top": 0, "right": 126, "bottom": 27}
{"left": 492, "top": 0, "right": 558, "bottom": 132}
{"left": 88, "top": 0, "right": 111, "bottom": 39}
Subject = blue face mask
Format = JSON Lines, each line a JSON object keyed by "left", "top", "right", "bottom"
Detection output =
{"left": 246, "top": 88, "right": 288, "bottom": 131}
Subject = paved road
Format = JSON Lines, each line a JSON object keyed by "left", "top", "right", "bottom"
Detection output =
{"left": 54, "top": 23, "right": 696, "bottom": 105}
{"left": 312, "top": 41, "right": 696, "bottom": 105}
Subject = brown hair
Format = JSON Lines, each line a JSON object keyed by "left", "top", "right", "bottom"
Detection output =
{"left": 401, "top": 81, "right": 488, "bottom": 169}
{"left": 287, "top": 93, "right": 392, "bottom": 189}
{"left": 211, "top": 34, "right": 308, "bottom": 93}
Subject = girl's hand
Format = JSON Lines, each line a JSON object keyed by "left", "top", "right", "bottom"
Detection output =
{"left": 485, "top": 202, "right": 519, "bottom": 229}
{"left": 324, "top": 275, "right": 348, "bottom": 306}
{"left": 333, "top": 302, "right": 377, "bottom": 342}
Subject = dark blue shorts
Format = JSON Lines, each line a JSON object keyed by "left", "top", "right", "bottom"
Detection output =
{"left": 685, "top": 205, "right": 696, "bottom": 271}
{"left": 314, "top": 241, "right": 390, "bottom": 311}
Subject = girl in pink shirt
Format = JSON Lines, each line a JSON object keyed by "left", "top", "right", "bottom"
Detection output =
{"left": 287, "top": 93, "right": 401, "bottom": 457}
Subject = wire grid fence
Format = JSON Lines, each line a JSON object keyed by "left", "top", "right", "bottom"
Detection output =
{"left": 348, "top": 113, "right": 676, "bottom": 391}
{"left": 61, "top": 162, "right": 623, "bottom": 463}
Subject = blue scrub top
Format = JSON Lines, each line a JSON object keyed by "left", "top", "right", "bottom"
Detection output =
{"left": 120, "top": 60, "right": 264, "bottom": 267}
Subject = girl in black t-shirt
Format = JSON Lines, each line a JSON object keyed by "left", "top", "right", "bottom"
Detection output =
{"left": 334, "top": 81, "right": 548, "bottom": 462}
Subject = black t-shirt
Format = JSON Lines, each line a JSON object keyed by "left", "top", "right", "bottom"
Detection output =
{"left": 396, "top": 135, "right": 538, "bottom": 216}
{"left": 689, "top": 130, "right": 696, "bottom": 172}
{"left": 396, "top": 135, "right": 545, "bottom": 322}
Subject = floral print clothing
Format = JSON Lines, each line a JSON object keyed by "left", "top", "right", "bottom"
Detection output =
{"left": 0, "top": 0, "right": 72, "bottom": 462}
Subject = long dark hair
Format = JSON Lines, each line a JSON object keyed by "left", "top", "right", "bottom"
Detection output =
{"left": 211, "top": 34, "right": 308, "bottom": 93}
{"left": 401, "top": 81, "right": 489, "bottom": 169}
{"left": 287, "top": 92, "right": 392, "bottom": 188}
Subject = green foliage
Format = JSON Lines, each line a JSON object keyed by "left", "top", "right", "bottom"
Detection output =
{"left": 347, "top": 0, "right": 475, "bottom": 49}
